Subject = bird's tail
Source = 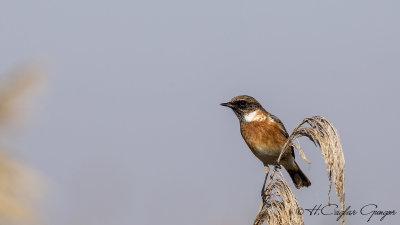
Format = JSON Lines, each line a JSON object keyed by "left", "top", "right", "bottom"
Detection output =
{"left": 286, "top": 162, "right": 311, "bottom": 189}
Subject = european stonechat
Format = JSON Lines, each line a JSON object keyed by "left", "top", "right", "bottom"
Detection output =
{"left": 221, "top": 95, "right": 311, "bottom": 189}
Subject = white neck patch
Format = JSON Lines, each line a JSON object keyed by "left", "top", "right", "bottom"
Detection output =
{"left": 244, "top": 110, "right": 267, "bottom": 122}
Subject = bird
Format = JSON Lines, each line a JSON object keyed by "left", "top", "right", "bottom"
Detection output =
{"left": 220, "top": 95, "right": 311, "bottom": 192}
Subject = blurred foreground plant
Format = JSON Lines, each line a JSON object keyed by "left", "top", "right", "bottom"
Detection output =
{"left": 0, "top": 65, "right": 45, "bottom": 225}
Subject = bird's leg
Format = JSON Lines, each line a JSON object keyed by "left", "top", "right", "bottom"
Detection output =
{"left": 261, "top": 166, "right": 270, "bottom": 202}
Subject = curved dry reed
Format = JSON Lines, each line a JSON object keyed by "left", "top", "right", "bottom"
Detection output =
{"left": 254, "top": 116, "right": 345, "bottom": 225}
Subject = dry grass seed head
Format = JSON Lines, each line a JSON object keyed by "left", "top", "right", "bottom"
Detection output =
{"left": 283, "top": 116, "right": 345, "bottom": 225}
{"left": 256, "top": 116, "right": 345, "bottom": 225}
{"left": 258, "top": 171, "right": 304, "bottom": 225}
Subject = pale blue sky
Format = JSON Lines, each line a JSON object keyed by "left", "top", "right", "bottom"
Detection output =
{"left": 1, "top": 1, "right": 399, "bottom": 225}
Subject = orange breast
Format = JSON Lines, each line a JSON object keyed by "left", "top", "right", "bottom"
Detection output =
{"left": 240, "top": 120, "right": 290, "bottom": 162}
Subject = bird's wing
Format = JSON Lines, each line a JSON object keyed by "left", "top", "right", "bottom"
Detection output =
{"left": 269, "top": 114, "right": 289, "bottom": 137}
{"left": 269, "top": 114, "right": 295, "bottom": 158}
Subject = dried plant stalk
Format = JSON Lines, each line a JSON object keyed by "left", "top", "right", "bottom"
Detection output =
{"left": 254, "top": 171, "right": 303, "bottom": 225}
{"left": 254, "top": 116, "right": 345, "bottom": 225}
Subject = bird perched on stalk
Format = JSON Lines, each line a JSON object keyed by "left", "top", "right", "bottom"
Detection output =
{"left": 221, "top": 95, "right": 311, "bottom": 194}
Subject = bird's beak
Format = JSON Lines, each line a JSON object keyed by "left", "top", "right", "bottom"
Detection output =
{"left": 220, "top": 102, "right": 234, "bottom": 108}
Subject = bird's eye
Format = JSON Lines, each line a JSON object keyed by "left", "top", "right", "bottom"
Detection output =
{"left": 238, "top": 101, "right": 247, "bottom": 107}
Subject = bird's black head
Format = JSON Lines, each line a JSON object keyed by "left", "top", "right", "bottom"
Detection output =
{"left": 220, "top": 95, "right": 263, "bottom": 122}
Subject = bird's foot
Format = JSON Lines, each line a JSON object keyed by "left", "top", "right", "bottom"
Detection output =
{"left": 274, "top": 162, "right": 281, "bottom": 170}
{"left": 261, "top": 188, "right": 266, "bottom": 202}
{"left": 261, "top": 172, "right": 269, "bottom": 202}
